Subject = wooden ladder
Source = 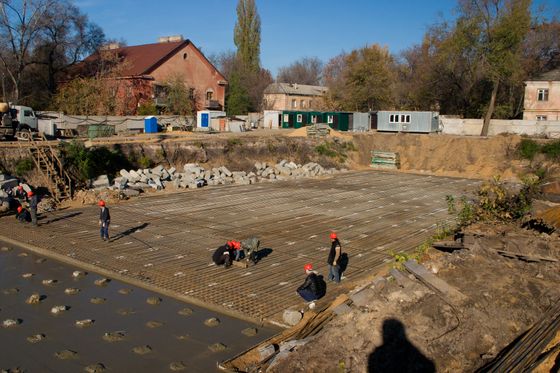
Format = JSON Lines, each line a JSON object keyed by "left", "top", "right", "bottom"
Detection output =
{"left": 23, "top": 133, "right": 72, "bottom": 203}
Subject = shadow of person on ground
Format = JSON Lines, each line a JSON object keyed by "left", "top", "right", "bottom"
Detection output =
{"left": 339, "top": 252, "right": 349, "bottom": 276}
{"left": 42, "top": 212, "right": 83, "bottom": 225}
{"left": 110, "top": 223, "right": 149, "bottom": 242}
{"left": 254, "top": 248, "right": 273, "bottom": 263}
{"left": 368, "top": 318, "right": 436, "bottom": 373}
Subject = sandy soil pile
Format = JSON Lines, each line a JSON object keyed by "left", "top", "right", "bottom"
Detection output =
{"left": 268, "top": 223, "right": 560, "bottom": 372}
{"left": 352, "top": 133, "right": 559, "bottom": 181}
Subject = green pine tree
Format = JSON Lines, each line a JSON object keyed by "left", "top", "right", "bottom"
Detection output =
{"left": 234, "top": 0, "right": 261, "bottom": 72}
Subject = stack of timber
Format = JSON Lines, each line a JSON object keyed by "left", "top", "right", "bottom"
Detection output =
{"left": 478, "top": 299, "right": 560, "bottom": 372}
{"left": 306, "top": 124, "right": 330, "bottom": 138}
{"left": 371, "top": 151, "right": 400, "bottom": 170}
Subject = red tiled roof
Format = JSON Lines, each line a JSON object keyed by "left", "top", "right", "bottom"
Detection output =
{"left": 109, "top": 40, "right": 188, "bottom": 76}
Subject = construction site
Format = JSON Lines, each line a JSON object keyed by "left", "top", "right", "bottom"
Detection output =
{"left": 0, "top": 129, "right": 559, "bottom": 372}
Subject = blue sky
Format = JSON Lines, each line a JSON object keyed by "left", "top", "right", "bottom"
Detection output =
{"left": 74, "top": 0, "right": 559, "bottom": 76}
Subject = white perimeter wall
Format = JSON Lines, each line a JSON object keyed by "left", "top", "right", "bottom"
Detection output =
{"left": 441, "top": 117, "right": 560, "bottom": 138}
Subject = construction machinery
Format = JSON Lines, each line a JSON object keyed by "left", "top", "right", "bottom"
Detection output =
{"left": 0, "top": 102, "right": 38, "bottom": 140}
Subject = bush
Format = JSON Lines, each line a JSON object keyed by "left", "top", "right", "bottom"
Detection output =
{"left": 15, "top": 158, "right": 34, "bottom": 176}
{"left": 137, "top": 103, "right": 158, "bottom": 116}
{"left": 315, "top": 143, "right": 338, "bottom": 157}
{"left": 449, "top": 175, "right": 542, "bottom": 228}
{"left": 541, "top": 140, "right": 560, "bottom": 161}
{"left": 517, "top": 139, "right": 540, "bottom": 160}
{"left": 138, "top": 155, "right": 152, "bottom": 168}
{"left": 61, "top": 141, "right": 132, "bottom": 184}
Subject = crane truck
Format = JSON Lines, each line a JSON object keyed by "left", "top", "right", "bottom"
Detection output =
{"left": 0, "top": 102, "right": 38, "bottom": 140}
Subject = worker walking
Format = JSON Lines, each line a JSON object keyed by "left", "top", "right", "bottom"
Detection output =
{"left": 327, "top": 232, "right": 342, "bottom": 283}
{"left": 98, "top": 200, "right": 110, "bottom": 241}
{"left": 296, "top": 263, "right": 326, "bottom": 303}
{"left": 212, "top": 241, "right": 234, "bottom": 268}
{"left": 28, "top": 191, "right": 38, "bottom": 226}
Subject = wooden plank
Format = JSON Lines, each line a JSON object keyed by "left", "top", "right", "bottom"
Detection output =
{"left": 403, "top": 259, "right": 468, "bottom": 305}
{"left": 496, "top": 250, "right": 558, "bottom": 263}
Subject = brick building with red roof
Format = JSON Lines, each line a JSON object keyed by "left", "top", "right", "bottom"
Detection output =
{"left": 75, "top": 36, "right": 227, "bottom": 115}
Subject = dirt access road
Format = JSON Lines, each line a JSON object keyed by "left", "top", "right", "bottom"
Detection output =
{"left": 0, "top": 170, "right": 477, "bottom": 325}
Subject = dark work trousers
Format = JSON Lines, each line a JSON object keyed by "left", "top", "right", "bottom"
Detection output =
{"left": 30, "top": 207, "right": 37, "bottom": 226}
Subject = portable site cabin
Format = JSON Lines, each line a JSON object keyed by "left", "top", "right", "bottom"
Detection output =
{"left": 196, "top": 110, "right": 226, "bottom": 131}
{"left": 350, "top": 112, "right": 370, "bottom": 132}
{"left": 308, "top": 111, "right": 323, "bottom": 125}
{"left": 323, "top": 112, "right": 351, "bottom": 131}
{"left": 263, "top": 110, "right": 281, "bottom": 129}
{"left": 282, "top": 110, "right": 309, "bottom": 128}
{"left": 373, "top": 111, "right": 440, "bottom": 133}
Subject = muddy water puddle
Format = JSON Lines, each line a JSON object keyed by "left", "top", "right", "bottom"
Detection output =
{"left": 0, "top": 244, "right": 277, "bottom": 372}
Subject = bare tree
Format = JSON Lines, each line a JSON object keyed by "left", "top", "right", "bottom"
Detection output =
{"left": 277, "top": 57, "right": 324, "bottom": 85}
{"left": 0, "top": 0, "right": 54, "bottom": 102}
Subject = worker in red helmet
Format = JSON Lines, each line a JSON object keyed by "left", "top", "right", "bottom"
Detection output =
{"left": 27, "top": 190, "right": 38, "bottom": 226}
{"left": 98, "top": 200, "right": 111, "bottom": 241}
{"left": 212, "top": 240, "right": 234, "bottom": 268}
{"left": 296, "top": 263, "right": 326, "bottom": 303}
{"left": 327, "top": 232, "right": 342, "bottom": 283}
{"left": 15, "top": 205, "right": 31, "bottom": 223}
{"left": 15, "top": 185, "right": 26, "bottom": 202}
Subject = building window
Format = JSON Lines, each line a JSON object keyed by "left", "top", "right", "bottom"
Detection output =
{"left": 206, "top": 91, "right": 213, "bottom": 100}
{"left": 536, "top": 115, "right": 547, "bottom": 121}
{"left": 309, "top": 100, "right": 313, "bottom": 107}
{"left": 297, "top": 114, "right": 303, "bottom": 123}
{"left": 389, "top": 114, "right": 400, "bottom": 123}
{"left": 311, "top": 115, "right": 317, "bottom": 123}
{"left": 308, "top": 100, "right": 312, "bottom": 108}
{"left": 283, "top": 114, "right": 289, "bottom": 122}
{"left": 405, "top": 115, "right": 411, "bottom": 123}
{"left": 301, "top": 100, "right": 305, "bottom": 108}
{"left": 183, "top": 53, "right": 188, "bottom": 60}
{"left": 537, "top": 89, "right": 549, "bottom": 101}
{"left": 292, "top": 99, "right": 297, "bottom": 108}
{"left": 327, "top": 115, "right": 334, "bottom": 124}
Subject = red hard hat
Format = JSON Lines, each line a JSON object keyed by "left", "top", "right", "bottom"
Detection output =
{"left": 304, "top": 263, "right": 313, "bottom": 271}
{"left": 17, "top": 206, "right": 22, "bottom": 213}
{"left": 227, "top": 240, "right": 233, "bottom": 248}
{"left": 330, "top": 232, "right": 337, "bottom": 239}
{"left": 98, "top": 200, "right": 105, "bottom": 207}
{"left": 27, "top": 191, "right": 33, "bottom": 197}
{"left": 233, "top": 241, "right": 241, "bottom": 250}
{"left": 17, "top": 185, "right": 23, "bottom": 190}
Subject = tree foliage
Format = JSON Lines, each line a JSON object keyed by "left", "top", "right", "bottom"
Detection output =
{"left": 277, "top": 57, "right": 323, "bottom": 85}
{"left": 161, "top": 73, "right": 196, "bottom": 116}
{"left": 234, "top": 0, "right": 261, "bottom": 72}
{"left": 324, "top": 45, "right": 396, "bottom": 111}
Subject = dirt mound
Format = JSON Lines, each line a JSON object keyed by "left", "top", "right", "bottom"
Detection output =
{"left": 351, "top": 133, "right": 558, "bottom": 181}
{"left": 59, "top": 189, "right": 122, "bottom": 209}
{"left": 287, "top": 126, "right": 353, "bottom": 141}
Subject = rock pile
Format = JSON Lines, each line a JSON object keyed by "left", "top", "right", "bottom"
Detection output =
{"left": 91, "top": 160, "right": 346, "bottom": 196}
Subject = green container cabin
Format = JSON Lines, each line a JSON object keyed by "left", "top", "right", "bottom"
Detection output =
{"left": 322, "top": 112, "right": 351, "bottom": 131}
{"left": 281, "top": 111, "right": 295, "bottom": 128}
{"left": 308, "top": 111, "right": 323, "bottom": 125}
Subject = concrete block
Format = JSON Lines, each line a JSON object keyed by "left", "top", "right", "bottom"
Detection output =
{"left": 168, "top": 167, "right": 176, "bottom": 175}
{"left": 372, "top": 276, "right": 387, "bottom": 291}
{"left": 119, "top": 169, "right": 131, "bottom": 178}
{"left": 220, "top": 166, "right": 232, "bottom": 177}
{"left": 152, "top": 165, "right": 164, "bottom": 175}
{"left": 333, "top": 303, "right": 352, "bottom": 315}
{"left": 282, "top": 309, "right": 303, "bottom": 326}
{"left": 278, "top": 160, "right": 287, "bottom": 167}
{"left": 121, "top": 189, "right": 140, "bottom": 197}
{"left": 92, "top": 175, "right": 110, "bottom": 188}
{"left": 350, "top": 288, "right": 376, "bottom": 307}
{"left": 255, "top": 161, "right": 262, "bottom": 171}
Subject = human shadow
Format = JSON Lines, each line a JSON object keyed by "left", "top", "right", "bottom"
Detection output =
{"left": 42, "top": 212, "right": 83, "bottom": 224}
{"left": 339, "top": 252, "right": 349, "bottom": 275}
{"left": 254, "top": 248, "right": 273, "bottom": 263}
{"left": 368, "top": 318, "right": 436, "bottom": 373}
{"left": 110, "top": 223, "right": 149, "bottom": 242}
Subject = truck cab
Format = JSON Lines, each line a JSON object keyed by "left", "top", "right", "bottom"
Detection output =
{"left": 12, "top": 105, "right": 38, "bottom": 130}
